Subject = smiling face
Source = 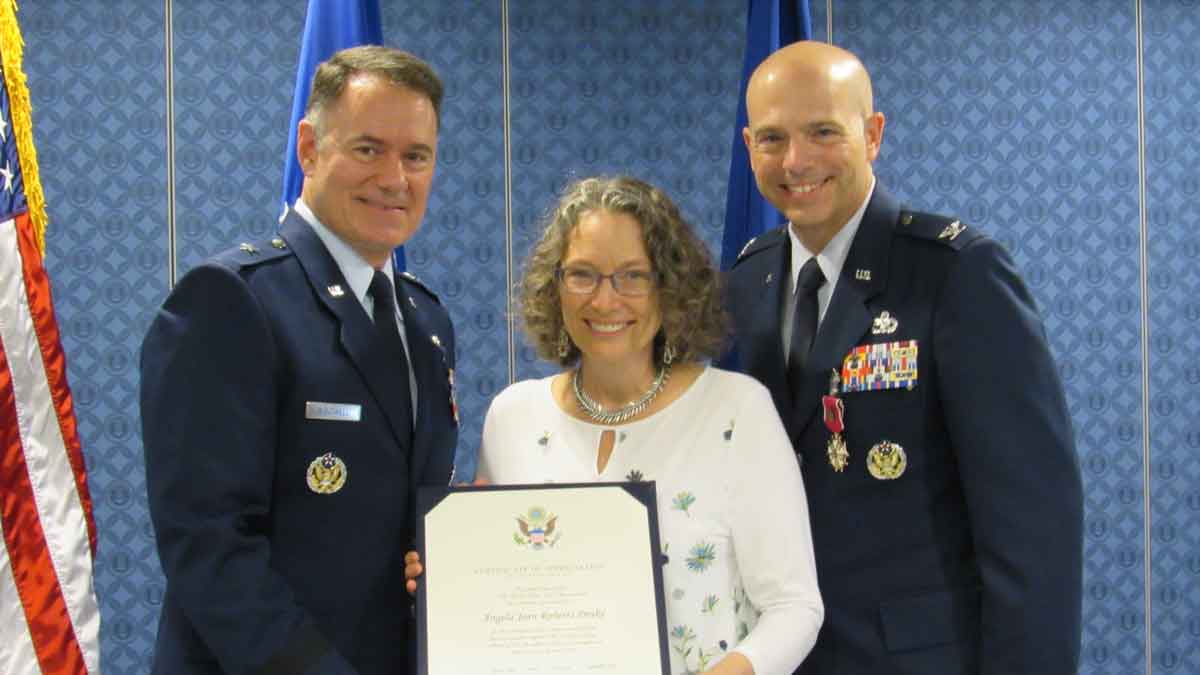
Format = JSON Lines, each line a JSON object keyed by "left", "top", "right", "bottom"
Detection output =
{"left": 297, "top": 74, "right": 438, "bottom": 269}
{"left": 743, "top": 44, "right": 884, "bottom": 252}
{"left": 559, "top": 209, "right": 662, "bottom": 374}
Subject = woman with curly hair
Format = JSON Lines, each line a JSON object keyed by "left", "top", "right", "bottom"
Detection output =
{"left": 409, "top": 176, "right": 821, "bottom": 674}
{"left": 489, "top": 176, "right": 823, "bottom": 674}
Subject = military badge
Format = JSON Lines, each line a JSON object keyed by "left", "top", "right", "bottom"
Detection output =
{"left": 270, "top": 237, "right": 287, "bottom": 249}
{"left": 840, "top": 340, "right": 918, "bottom": 392}
{"left": 822, "top": 370, "right": 849, "bottom": 472}
{"left": 937, "top": 220, "right": 966, "bottom": 241}
{"left": 326, "top": 284, "right": 345, "bottom": 298}
{"left": 866, "top": 441, "right": 907, "bottom": 480}
{"left": 306, "top": 452, "right": 347, "bottom": 494}
{"left": 870, "top": 311, "right": 898, "bottom": 335}
{"left": 514, "top": 506, "right": 559, "bottom": 549}
{"left": 238, "top": 242, "right": 259, "bottom": 255}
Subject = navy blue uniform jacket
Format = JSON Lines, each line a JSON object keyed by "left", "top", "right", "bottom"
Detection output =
{"left": 140, "top": 213, "right": 458, "bottom": 674}
{"left": 721, "top": 187, "right": 1083, "bottom": 674}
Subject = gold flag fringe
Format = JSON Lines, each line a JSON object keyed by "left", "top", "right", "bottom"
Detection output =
{"left": 0, "top": 0, "right": 47, "bottom": 255}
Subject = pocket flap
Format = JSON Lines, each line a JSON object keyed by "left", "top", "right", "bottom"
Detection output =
{"left": 879, "top": 586, "right": 980, "bottom": 652}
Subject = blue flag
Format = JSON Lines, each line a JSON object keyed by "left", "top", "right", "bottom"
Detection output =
{"left": 279, "top": 0, "right": 407, "bottom": 270}
{"left": 720, "top": 0, "right": 811, "bottom": 270}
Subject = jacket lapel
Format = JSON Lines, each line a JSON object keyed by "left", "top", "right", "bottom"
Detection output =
{"left": 395, "top": 282, "right": 443, "bottom": 487}
{"left": 737, "top": 229, "right": 794, "bottom": 431}
{"left": 281, "top": 214, "right": 414, "bottom": 455}
{"left": 790, "top": 189, "right": 899, "bottom": 442}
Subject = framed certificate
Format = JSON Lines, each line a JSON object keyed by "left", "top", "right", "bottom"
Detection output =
{"left": 416, "top": 482, "right": 670, "bottom": 675}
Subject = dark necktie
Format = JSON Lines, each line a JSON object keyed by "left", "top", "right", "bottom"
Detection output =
{"left": 787, "top": 257, "right": 824, "bottom": 398}
{"left": 369, "top": 271, "right": 414, "bottom": 440}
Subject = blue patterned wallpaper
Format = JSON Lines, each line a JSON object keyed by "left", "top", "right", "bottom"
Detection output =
{"left": 16, "top": 1, "right": 1196, "bottom": 673}
{"left": 1144, "top": 0, "right": 1200, "bottom": 672}
{"left": 504, "top": 0, "right": 745, "bottom": 386}
{"left": 171, "top": 3, "right": 304, "bottom": 271}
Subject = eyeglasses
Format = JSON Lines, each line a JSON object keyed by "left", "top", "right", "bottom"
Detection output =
{"left": 556, "top": 266, "right": 657, "bottom": 297}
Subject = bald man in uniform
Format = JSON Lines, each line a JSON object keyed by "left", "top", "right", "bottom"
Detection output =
{"left": 720, "top": 41, "right": 1083, "bottom": 674}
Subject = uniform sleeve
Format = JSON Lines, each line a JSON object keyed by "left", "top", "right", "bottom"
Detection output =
{"left": 726, "top": 379, "right": 824, "bottom": 675}
{"left": 934, "top": 239, "right": 1083, "bottom": 673}
{"left": 140, "top": 263, "right": 356, "bottom": 675}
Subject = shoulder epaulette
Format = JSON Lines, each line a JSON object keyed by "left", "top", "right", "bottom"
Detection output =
{"left": 732, "top": 226, "right": 788, "bottom": 266}
{"left": 894, "top": 210, "right": 983, "bottom": 251}
{"left": 398, "top": 270, "right": 443, "bottom": 306}
{"left": 216, "top": 235, "right": 293, "bottom": 268}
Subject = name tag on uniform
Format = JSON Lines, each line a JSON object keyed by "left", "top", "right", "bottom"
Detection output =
{"left": 305, "top": 401, "right": 362, "bottom": 422}
{"left": 840, "top": 340, "right": 918, "bottom": 392}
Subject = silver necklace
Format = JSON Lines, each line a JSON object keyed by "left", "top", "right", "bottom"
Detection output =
{"left": 573, "top": 364, "right": 672, "bottom": 425}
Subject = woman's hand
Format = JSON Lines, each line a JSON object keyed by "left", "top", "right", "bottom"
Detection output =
{"left": 404, "top": 551, "right": 423, "bottom": 596}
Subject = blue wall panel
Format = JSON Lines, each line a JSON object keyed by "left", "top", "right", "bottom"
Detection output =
{"left": 171, "top": 3, "right": 304, "bottom": 272}
{"left": 1145, "top": 0, "right": 1200, "bottom": 672}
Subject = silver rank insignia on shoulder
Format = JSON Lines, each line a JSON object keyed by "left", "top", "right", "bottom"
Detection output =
{"left": 239, "top": 242, "right": 259, "bottom": 255}
{"left": 938, "top": 220, "right": 966, "bottom": 241}
{"left": 866, "top": 441, "right": 906, "bottom": 480}
{"left": 764, "top": 272, "right": 774, "bottom": 285}
{"left": 306, "top": 452, "right": 348, "bottom": 494}
{"left": 431, "top": 335, "right": 442, "bottom": 348}
{"left": 270, "top": 237, "right": 287, "bottom": 249}
{"left": 871, "top": 311, "right": 898, "bottom": 335}
{"left": 738, "top": 236, "right": 757, "bottom": 259}
{"left": 327, "top": 284, "right": 345, "bottom": 298}
{"left": 855, "top": 269, "right": 871, "bottom": 281}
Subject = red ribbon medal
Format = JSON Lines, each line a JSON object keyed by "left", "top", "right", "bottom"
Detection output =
{"left": 823, "top": 370, "right": 849, "bottom": 471}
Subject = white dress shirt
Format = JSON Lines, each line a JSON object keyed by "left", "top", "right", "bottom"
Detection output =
{"left": 781, "top": 178, "right": 876, "bottom": 363}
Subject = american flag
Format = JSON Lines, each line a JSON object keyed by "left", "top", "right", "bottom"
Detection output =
{"left": 0, "top": 2, "right": 101, "bottom": 673}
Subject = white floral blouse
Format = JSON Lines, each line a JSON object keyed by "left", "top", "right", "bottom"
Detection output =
{"left": 478, "top": 367, "right": 823, "bottom": 675}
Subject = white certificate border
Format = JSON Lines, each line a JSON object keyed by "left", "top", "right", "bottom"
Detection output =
{"left": 415, "top": 481, "right": 670, "bottom": 675}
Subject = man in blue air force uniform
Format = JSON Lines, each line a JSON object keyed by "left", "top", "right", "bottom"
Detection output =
{"left": 140, "top": 46, "right": 458, "bottom": 675}
{"left": 720, "top": 42, "right": 1083, "bottom": 674}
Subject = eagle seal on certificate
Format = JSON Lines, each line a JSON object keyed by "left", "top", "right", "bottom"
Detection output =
{"left": 514, "top": 506, "right": 560, "bottom": 550}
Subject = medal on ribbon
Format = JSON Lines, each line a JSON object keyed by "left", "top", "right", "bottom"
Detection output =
{"left": 823, "top": 370, "right": 849, "bottom": 472}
